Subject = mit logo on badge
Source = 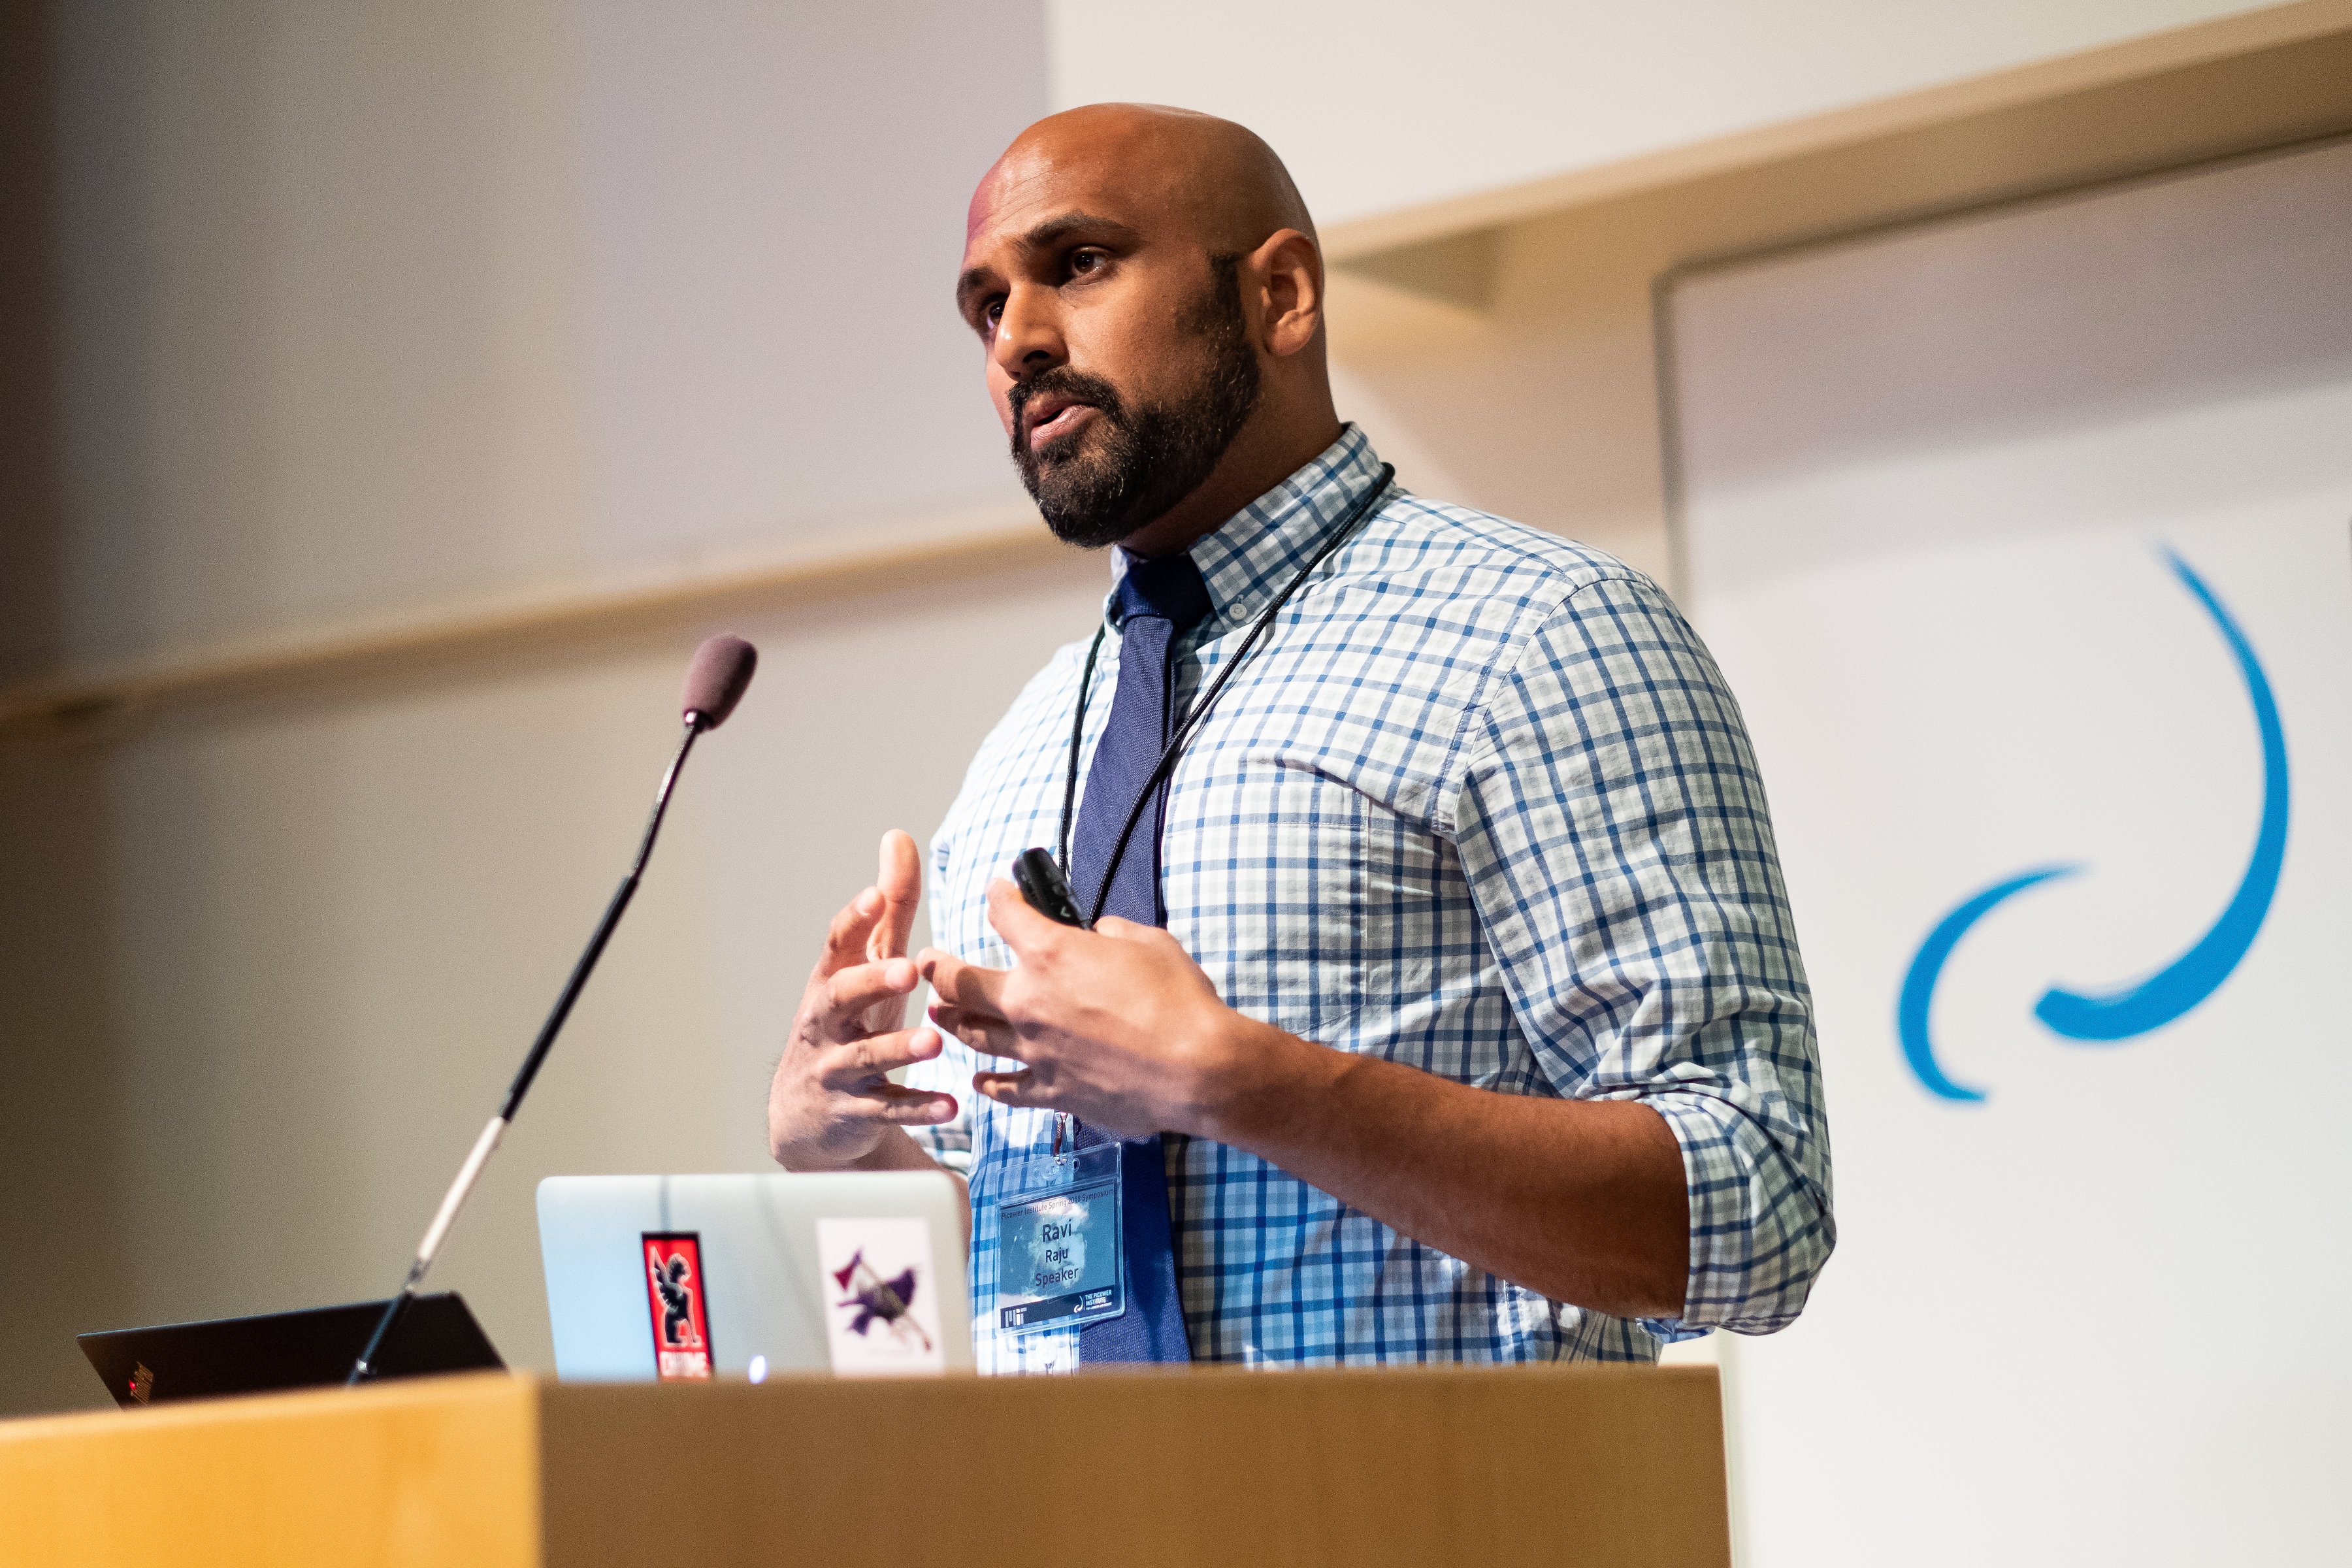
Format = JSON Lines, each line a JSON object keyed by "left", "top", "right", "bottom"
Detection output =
{"left": 642, "top": 1232, "right": 713, "bottom": 1380}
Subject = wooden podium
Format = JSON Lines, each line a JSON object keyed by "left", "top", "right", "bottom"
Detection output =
{"left": 0, "top": 1365, "right": 1730, "bottom": 1566}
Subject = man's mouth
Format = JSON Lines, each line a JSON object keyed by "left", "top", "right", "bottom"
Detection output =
{"left": 1022, "top": 395, "right": 1098, "bottom": 449}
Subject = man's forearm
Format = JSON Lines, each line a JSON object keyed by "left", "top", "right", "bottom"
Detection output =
{"left": 851, "top": 1125, "right": 955, "bottom": 1175}
{"left": 1201, "top": 1020, "right": 1690, "bottom": 1320}
{"left": 773, "top": 1119, "right": 953, "bottom": 1181}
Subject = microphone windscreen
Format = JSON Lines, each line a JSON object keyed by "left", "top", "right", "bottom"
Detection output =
{"left": 681, "top": 634, "right": 758, "bottom": 730}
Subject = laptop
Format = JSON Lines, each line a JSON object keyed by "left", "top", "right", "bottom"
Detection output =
{"left": 536, "top": 1172, "right": 973, "bottom": 1380}
{"left": 78, "top": 1293, "right": 503, "bottom": 1408}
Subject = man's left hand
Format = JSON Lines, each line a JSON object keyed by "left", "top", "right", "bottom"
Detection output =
{"left": 919, "top": 879, "right": 1269, "bottom": 1141}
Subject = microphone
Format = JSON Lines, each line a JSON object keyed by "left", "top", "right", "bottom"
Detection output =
{"left": 682, "top": 634, "right": 757, "bottom": 730}
{"left": 347, "top": 633, "right": 759, "bottom": 1386}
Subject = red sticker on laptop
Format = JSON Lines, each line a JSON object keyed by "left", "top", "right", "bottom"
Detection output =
{"left": 642, "top": 1232, "right": 713, "bottom": 1380}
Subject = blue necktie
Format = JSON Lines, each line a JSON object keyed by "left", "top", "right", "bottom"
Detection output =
{"left": 1066, "top": 549, "right": 1211, "bottom": 1364}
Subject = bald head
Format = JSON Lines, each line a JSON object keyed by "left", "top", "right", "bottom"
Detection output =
{"left": 970, "top": 104, "right": 1315, "bottom": 257}
{"left": 956, "top": 105, "right": 1341, "bottom": 556}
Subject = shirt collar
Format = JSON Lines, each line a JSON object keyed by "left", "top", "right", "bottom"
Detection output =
{"left": 1105, "top": 424, "right": 1388, "bottom": 634}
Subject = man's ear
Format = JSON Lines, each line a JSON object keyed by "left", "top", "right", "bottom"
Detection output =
{"left": 1252, "top": 228, "right": 1324, "bottom": 359}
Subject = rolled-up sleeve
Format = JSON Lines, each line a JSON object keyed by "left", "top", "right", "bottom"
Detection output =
{"left": 1446, "top": 574, "right": 1834, "bottom": 1335}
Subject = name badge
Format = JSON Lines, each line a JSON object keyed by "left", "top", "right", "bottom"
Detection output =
{"left": 995, "top": 1140, "right": 1126, "bottom": 1335}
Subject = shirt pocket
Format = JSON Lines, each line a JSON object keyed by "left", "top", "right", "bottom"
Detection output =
{"left": 1164, "top": 756, "right": 1368, "bottom": 1045}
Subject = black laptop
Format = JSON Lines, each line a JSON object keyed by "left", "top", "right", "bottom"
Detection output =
{"left": 78, "top": 1293, "right": 504, "bottom": 1408}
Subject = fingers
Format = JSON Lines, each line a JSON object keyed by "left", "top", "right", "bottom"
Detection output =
{"left": 832, "top": 1081, "right": 959, "bottom": 1128}
{"left": 806, "top": 1027, "right": 960, "bottom": 1126}
{"left": 971, "top": 1068, "right": 1042, "bottom": 1107}
{"left": 823, "top": 955, "right": 919, "bottom": 1023}
{"left": 926, "top": 1000, "right": 1024, "bottom": 1062}
{"left": 853, "top": 1081, "right": 962, "bottom": 1126}
{"left": 919, "top": 945, "right": 1008, "bottom": 1017}
{"left": 817, "top": 1024, "right": 946, "bottom": 1089}
{"left": 983, "top": 876, "right": 1062, "bottom": 954}
{"left": 1090, "top": 915, "right": 1158, "bottom": 943}
{"left": 821, "top": 885, "right": 890, "bottom": 977}
{"left": 869, "top": 830, "right": 923, "bottom": 964}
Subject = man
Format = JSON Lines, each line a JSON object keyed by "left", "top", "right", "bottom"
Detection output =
{"left": 768, "top": 105, "right": 1831, "bottom": 1369}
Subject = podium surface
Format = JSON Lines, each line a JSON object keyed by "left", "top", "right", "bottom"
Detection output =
{"left": 0, "top": 1365, "right": 1729, "bottom": 1566}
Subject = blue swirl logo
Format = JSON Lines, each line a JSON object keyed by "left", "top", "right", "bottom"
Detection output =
{"left": 1897, "top": 550, "right": 2288, "bottom": 1102}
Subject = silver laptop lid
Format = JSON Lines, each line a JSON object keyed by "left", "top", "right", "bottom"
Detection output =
{"left": 536, "top": 1172, "right": 973, "bottom": 1380}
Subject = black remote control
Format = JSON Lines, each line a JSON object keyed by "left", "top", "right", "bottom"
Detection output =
{"left": 1013, "top": 847, "right": 1090, "bottom": 929}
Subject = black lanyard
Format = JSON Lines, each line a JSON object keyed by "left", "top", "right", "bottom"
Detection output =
{"left": 1054, "top": 465, "right": 1396, "bottom": 927}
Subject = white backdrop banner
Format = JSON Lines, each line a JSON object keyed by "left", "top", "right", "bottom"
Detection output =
{"left": 1671, "top": 139, "right": 2352, "bottom": 1567}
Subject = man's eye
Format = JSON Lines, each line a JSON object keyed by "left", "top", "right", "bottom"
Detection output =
{"left": 984, "top": 299, "right": 1004, "bottom": 328}
{"left": 1069, "top": 250, "right": 1103, "bottom": 277}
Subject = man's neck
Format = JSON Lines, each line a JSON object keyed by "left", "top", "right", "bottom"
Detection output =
{"left": 1116, "top": 410, "right": 1346, "bottom": 560}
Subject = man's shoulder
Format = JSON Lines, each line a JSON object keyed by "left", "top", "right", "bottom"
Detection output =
{"left": 974, "top": 632, "right": 1094, "bottom": 752}
{"left": 930, "top": 633, "right": 1094, "bottom": 848}
{"left": 1341, "top": 489, "right": 1663, "bottom": 617}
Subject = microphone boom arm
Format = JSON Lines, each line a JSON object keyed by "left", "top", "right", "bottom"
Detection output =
{"left": 348, "top": 715, "right": 707, "bottom": 1386}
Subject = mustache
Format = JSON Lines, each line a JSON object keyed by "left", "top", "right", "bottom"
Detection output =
{"left": 1007, "top": 367, "right": 1126, "bottom": 451}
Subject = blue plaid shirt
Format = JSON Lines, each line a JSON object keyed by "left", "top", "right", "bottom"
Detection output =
{"left": 911, "top": 427, "right": 1833, "bottom": 1369}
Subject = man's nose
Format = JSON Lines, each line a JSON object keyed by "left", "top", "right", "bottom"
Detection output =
{"left": 991, "top": 282, "right": 1064, "bottom": 381}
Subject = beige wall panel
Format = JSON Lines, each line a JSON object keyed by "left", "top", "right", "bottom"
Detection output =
{"left": 49, "top": 0, "right": 1044, "bottom": 665}
{"left": 52, "top": 0, "right": 596, "bottom": 666}
{"left": 1047, "top": 0, "right": 2275, "bottom": 228}
{"left": 10, "top": 554, "right": 1100, "bottom": 1412}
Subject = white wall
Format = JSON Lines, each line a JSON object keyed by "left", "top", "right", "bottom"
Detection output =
{"left": 51, "top": 0, "right": 1043, "bottom": 674}
{"left": 1671, "top": 137, "right": 2352, "bottom": 1568}
{"left": 3, "top": 0, "right": 1060, "bottom": 1416}
{"left": 1047, "top": 0, "right": 2276, "bottom": 230}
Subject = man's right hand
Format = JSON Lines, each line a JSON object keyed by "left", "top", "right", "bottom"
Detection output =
{"left": 767, "top": 829, "right": 960, "bottom": 1170}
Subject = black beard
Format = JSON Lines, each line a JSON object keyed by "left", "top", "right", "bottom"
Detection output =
{"left": 1008, "top": 256, "right": 1262, "bottom": 549}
